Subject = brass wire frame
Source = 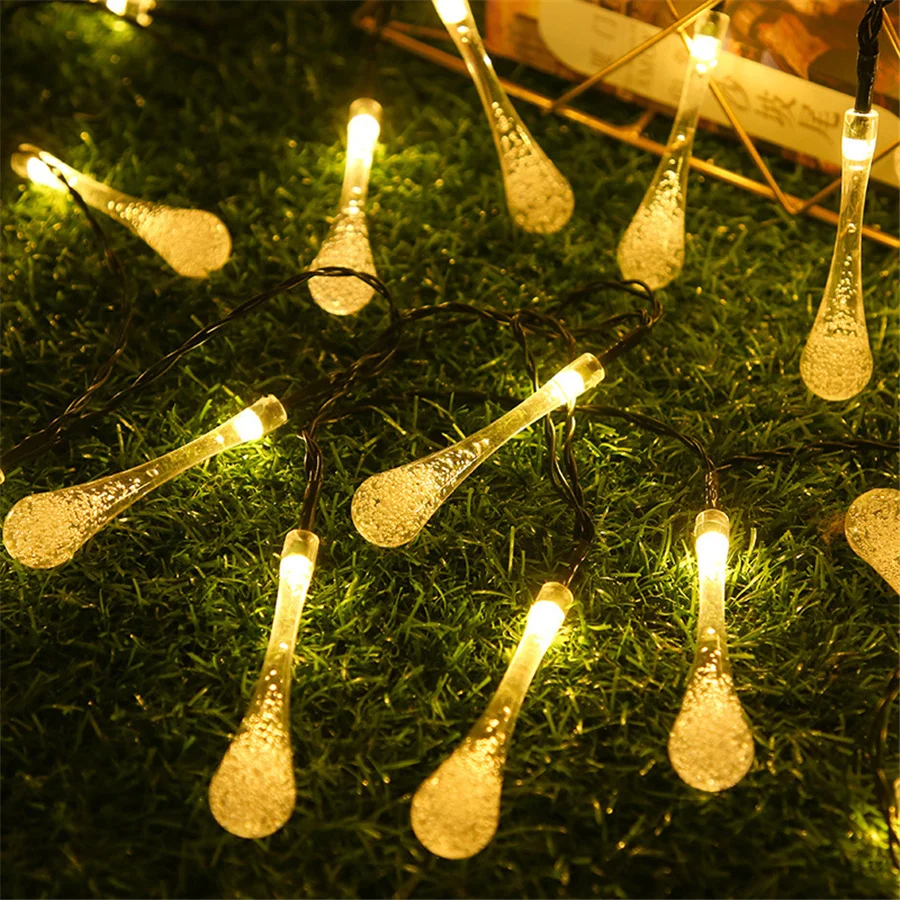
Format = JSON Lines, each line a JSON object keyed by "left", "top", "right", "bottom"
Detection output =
{"left": 354, "top": 1, "right": 900, "bottom": 249}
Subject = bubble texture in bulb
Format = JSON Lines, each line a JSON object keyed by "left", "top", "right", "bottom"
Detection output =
{"left": 844, "top": 488, "right": 900, "bottom": 592}
{"left": 3, "top": 396, "right": 286, "bottom": 568}
{"left": 800, "top": 109, "right": 878, "bottom": 401}
{"left": 411, "top": 582, "right": 572, "bottom": 858}
{"left": 668, "top": 509, "right": 754, "bottom": 792}
{"left": 352, "top": 354, "right": 604, "bottom": 546}
{"left": 11, "top": 144, "right": 231, "bottom": 278}
{"left": 309, "top": 211, "right": 377, "bottom": 315}
{"left": 209, "top": 530, "right": 319, "bottom": 838}
{"left": 618, "top": 11, "right": 728, "bottom": 290}
{"left": 668, "top": 650, "right": 754, "bottom": 792}
{"left": 432, "top": 0, "right": 573, "bottom": 234}
{"left": 309, "top": 99, "right": 382, "bottom": 315}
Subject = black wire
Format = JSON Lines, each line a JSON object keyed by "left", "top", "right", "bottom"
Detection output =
{"left": 0, "top": 267, "right": 395, "bottom": 474}
{"left": 717, "top": 437, "right": 898, "bottom": 470}
{"left": 856, "top": 0, "right": 896, "bottom": 113}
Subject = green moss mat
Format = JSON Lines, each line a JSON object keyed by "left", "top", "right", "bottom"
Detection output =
{"left": 1, "top": 2, "right": 897, "bottom": 897}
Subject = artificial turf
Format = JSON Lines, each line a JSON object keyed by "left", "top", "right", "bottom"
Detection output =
{"left": 1, "top": 2, "right": 898, "bottom": 897}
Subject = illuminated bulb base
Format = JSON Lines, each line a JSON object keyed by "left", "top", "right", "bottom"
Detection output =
{"left": 410, "top": 738, "right": 503, "bottom": 859}
{"left": 667, "top": 653, "right": 754, "bottom": 793}
{"left": 308, "top": 212, "right": 378, "bottom": 315}
{"left": 844, "top": 488, "right": 900, "bottom": 592}
{"left": 208, "top": 712, "right": 295, "bottom": 839}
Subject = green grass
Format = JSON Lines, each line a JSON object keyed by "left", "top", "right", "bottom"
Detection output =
{"left": 1, "top": 2, "right": 898, "bottom": 897}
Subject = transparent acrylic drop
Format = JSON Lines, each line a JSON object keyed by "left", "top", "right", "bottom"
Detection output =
{"left": 617, "top": 12, "right": 729, "bottom": 290}
{"left": 844, "top": 488, "right": 900, "bottom": 593}
{"left": 309, "top": 99, "right": 382, "bottom": 316}
{"left": 668, "top": 510, "right": 754, "bottom": 792}
{"left": 432, "top": 0, "right": 573, "bottom": 234}
{"left": 209, "top": 529, "right": 319, "bottom": 839}
{"left": 11, "top": 144, "right": 232, "bottom": 278}
{"left": 800, "top": 109, "right": 878, "bottom": 401}
{"left": 411, "top": 582, "right": 572, "bottom": 858}
{"left": 2, "top": 396, "right": 286, "bottom": 569}
{"left": 351, "top": 353, "right": 604, "bottom": 547}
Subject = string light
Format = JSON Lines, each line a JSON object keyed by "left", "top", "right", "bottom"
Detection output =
{"left": 800, "top": 108, "right": 878, "bottom": 401}
{"left": 431, "top": 0, "right": 574, "bottom": 234}
{"left": 410, "top": 581, "right": 573, "bottom": 859}
{"left": 617, "top": 10, "right": 730, "bottom": 290}
{"left": 10, "top": 144, "right": 232, "bottom": 279}
{"left": 209, "top": 529, "right": 319, "bottom": 838}
{"left": 351, "top": 352, "right": 604, "bottom": 547}
{"left": 308, "top": 98, "right": 382, "bottom": 316}
{"left": 668, "top": 509, "right": 754, "bottom": 792}
{"left": 2, "top": 396, "right": 286, "bottom": 569}
{"left": 844, "top": 488, "right": 900, "bottom": 592}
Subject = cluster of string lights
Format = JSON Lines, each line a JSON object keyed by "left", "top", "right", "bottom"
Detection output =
{"left": 1, "top": 0, "right": 898, "bottom": 865}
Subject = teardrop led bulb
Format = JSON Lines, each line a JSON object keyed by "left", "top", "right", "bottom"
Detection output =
{"left": 11, "top": 144, "right": 232, "bottom": 278}
{"left": 617, "top": 11, "right": 729, "bottom": 290}
{"left": 411, "top": 581, "right": 572, "bottom": 859}
{"left": 2, "top": 396, "right": 286, "bottom": 569}
{"left": 209, "top": 529, "right": 319, "bottom": 838}
{"left": 668, "top": 510, "right": 754, "bottom": 792}
{"left": 432, "top": 0, "right": 573, "bottom": 234}
{"left": 844, "top": 488, "right": 900, "bottom": 592}
{"left": 308, "top": 99, "right": 382, "bottom": 316}
{"left": 351, "top": 353, "right": 604, "bottom": 547}
{"left": 800, "top": 109, "right": 878, "bottom": 401}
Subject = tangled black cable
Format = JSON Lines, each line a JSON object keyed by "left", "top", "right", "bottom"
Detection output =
{"left": 856, "top": 0, "right": 897, "bottom": 113}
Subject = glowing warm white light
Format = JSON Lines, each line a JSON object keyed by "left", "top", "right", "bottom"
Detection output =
{"left": 800, "top": 108, "right": 878, "bottom": 401}
{"left": 431, "top": 0, "right": 573, "bottom": 234}
{"left": 410, "top": 581, "right": 572, "bottom": 858}
{"left": 209, "top": 529, "right": 319, "bottom": 838}
{"left": 308, "top": 98, "right": 383, "bottom": 316}
{"left": 100, "top": 0, "right": 155, "bottom": 25}
{"left": 690, "top": 34, "right": 722, "bottom": 68}
{"left": 2, "top": 395, "right": 286, "bottom": 569}
{"left": 617, "top": 10, "right": 729, "bottom": 290}
{"left": 844, "top": 488, "right": 900, "bottom": 592}
{"left": 433, "top": 0, "right": 468, "bottom": 26}
{"left": 11, "top": 143, "right": 231, "bottom": 278}
{"left": 352, "top": 353, "right": 604, "bottom": 547}
{"left": 668, "top": 509, "right": 754, "bottom": 792}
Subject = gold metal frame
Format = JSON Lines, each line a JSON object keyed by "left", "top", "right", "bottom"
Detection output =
{"left": 354, "top": 1, "right": 899, "bottom": 249}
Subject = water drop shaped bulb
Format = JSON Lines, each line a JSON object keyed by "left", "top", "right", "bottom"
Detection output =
{"left": 432, "top": 0, "right": 573, "bottom": 233}
{"left": 844, "top": 488, "right": 900, "bottom": 592}
{"left": 411, "top": 581, "right": 572, "bottom": 858}
{"left": 209, "top": 529, "right": 319, "bottom": 838}
{"left": 351, "top": 353, "right": 604, "bottom": 547}
{"left": 11, "top": 144, "right": 231, "bottom": 278}
{"left": 668, "top": 509, "right": 754, "bottom": 792}
{"left": 800, "top": 108, "right": 878, "bottom": 401}
{"left": 2, "top": 396, "right": 286, "bottom": 569}
{"left": 309, "top": 98, "right": 382, "bottom": 315}
{"left": 617, "top": 11, "right": 729, "bottom": 290}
